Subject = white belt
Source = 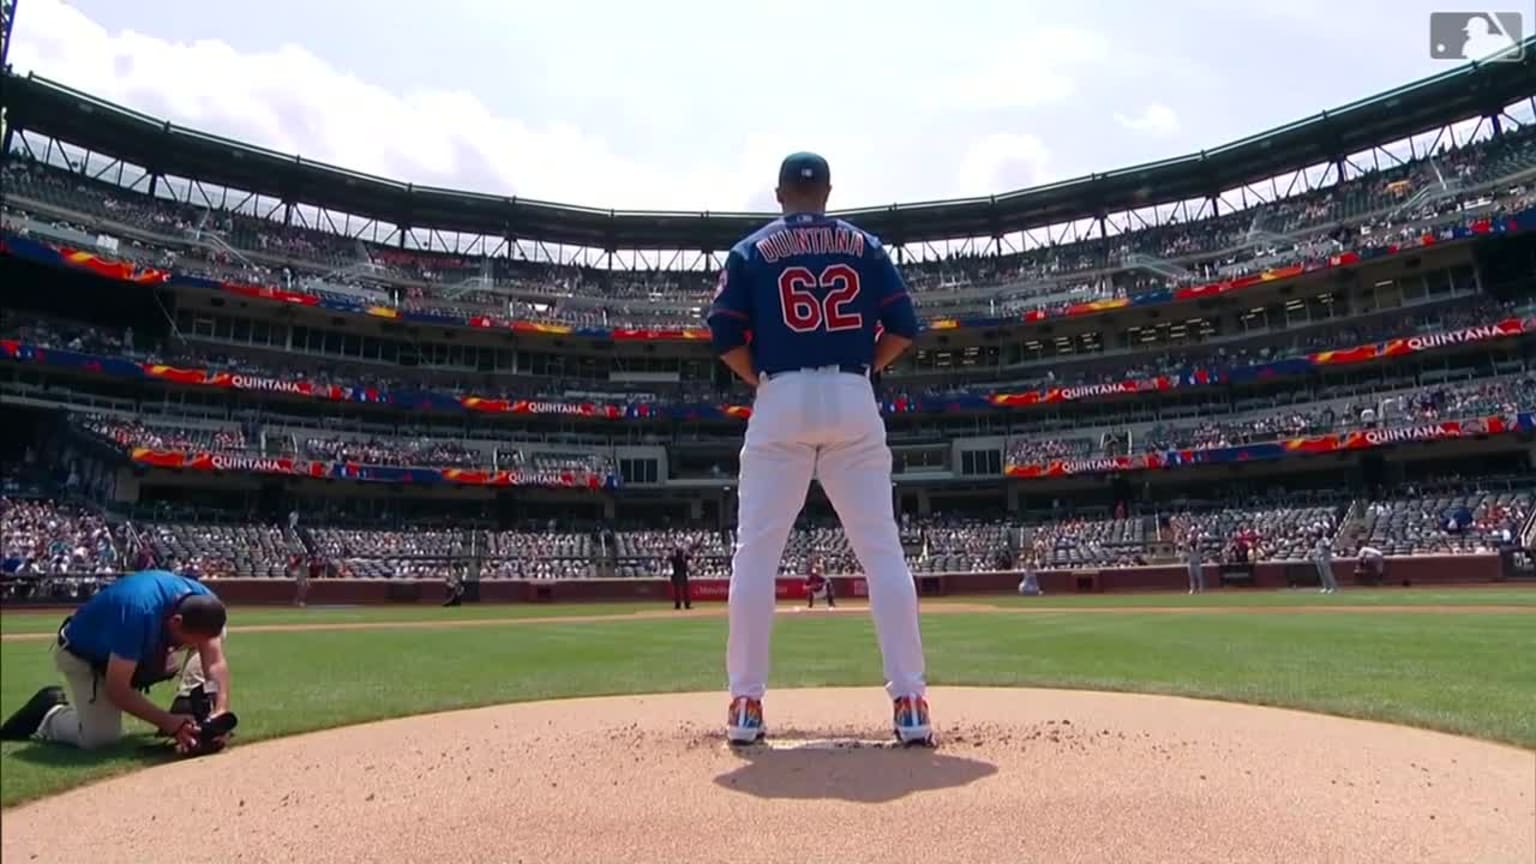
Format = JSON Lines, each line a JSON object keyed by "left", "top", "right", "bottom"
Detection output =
{"left": 761, "top": 365, "right": 869, "bottom": 382}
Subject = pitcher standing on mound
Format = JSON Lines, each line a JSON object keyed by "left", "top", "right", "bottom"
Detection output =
{"left": 707, "top": 152, "right": 932, "bottom": 747}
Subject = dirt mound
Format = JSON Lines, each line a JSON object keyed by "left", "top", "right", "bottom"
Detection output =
{"left": 3, "top": 687, "right": 1531, "bottom": 863}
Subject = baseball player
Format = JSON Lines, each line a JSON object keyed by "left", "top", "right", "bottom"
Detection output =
{"left": 289, "top": 552, "right": 310, "bottom": 607}
{"left": 805, "top": 555, "right": 835, "bottom": 608}
{"left": 443, "top": 566, "right": 466, "bottom": 607}
{"left": 708, "top": 152, "right": 931, "bottom": 747}
{"left": 1185, "top": 534, "right": 1205, "bottom": 594}
{"left": 669, "top": 543, "right": 695, "bottom": 610}
{"left": 1016, "top": 556, "right": 1043, "bottom": 596}
{"left": 1313, "top": 531, "right": 1338, "bottom": 594}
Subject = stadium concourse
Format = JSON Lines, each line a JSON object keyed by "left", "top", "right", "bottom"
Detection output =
{"left": 1, "top": 65, "right": 1536, "bottom": 601}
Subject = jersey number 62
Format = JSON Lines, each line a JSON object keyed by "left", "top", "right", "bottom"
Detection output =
{"left": 778, "top": 265, "right": 863, "bottom": 333}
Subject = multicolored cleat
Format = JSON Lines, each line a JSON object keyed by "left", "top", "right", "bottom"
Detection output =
{"left": 893, "top": 694, "right": 934, "bottom": 747}
{"left": 726, "top": 696, "right": 765, "bottom": 745}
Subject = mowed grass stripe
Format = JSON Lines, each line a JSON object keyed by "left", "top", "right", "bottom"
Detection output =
{"left": 3, "top": 586, "right": 1533, "bottom": 636}
{"left": 979, "top": 586, "right": 1536, "bottom": 608}
{"left": 2, "top": 607, "right": 1532, "bottom": 806}
{"left": 0, "top": 601, "right": 686, "bottom": 635}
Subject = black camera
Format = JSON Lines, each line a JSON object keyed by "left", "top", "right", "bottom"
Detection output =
{"left": 168, "top": 684, "right": 238, "bottom": 756}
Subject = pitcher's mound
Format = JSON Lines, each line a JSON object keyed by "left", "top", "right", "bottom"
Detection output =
{"left": 3, "top": 687, "right": 1532, "bottom": 864}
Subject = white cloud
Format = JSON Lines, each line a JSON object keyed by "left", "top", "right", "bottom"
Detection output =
{"left": 1114, "top": 103, "right": 1181, "bottom": 137}
{"left": 955, "top": 133, "right": 1053, "bottom": 198}
{"left": 5, "top": 0, "right": 856, "bottom": 212}
{"left": 921, "top": 28, "right": 1111, "bottom": 111}
{"left": 4, "top": 0, "right": 1442, "bottom": 216}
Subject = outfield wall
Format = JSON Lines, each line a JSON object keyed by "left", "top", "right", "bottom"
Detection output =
{"left": 41, "top": 553, "right": 1492, "bottom": 606}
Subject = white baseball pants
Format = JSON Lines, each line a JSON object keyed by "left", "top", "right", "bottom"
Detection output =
{"left": 726, "top": 368, "right": 927, "bottom": 701}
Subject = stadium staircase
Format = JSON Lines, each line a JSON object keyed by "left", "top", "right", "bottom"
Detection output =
{"left": 1513, "top": 510, "right": 1536, "bottom": 580}
{"left": 592, "top": 530, "right": 618, "bottom": 579}
{"left": 196, "top": 227, "right": 258, "bottom": 272}
{"left": 1143, "top": 515, "right": 1176, "bottom": 563}
{"left": 1121, "top": 251, "right": 1191, "bottom": 282}
{"left": 294, "top": 525, "right": 318, "bottom": 557}
{"left": 1334, "top": 499, "right": 1366, "bottom": 551}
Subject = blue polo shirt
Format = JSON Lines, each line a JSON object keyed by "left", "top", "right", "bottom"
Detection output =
{"left": 63, "top": 570, "right": 214, "bottom": 664}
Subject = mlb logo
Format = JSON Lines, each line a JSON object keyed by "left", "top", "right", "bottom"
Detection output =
{"left": 1429, "top": 11, "right": 1525, "bottom": 62}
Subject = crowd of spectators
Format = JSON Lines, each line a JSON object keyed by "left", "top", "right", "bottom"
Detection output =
{"left": 311, "top": 528, "right": 473, "bottom": 559}
{"left": 0, "top": 497, "right": 121, "bottom": 577}
{"left": 1357, "top": 491, "right": 1530, "bottom": 556}
{"left": 140, "top": 521, "right": 292, "bottom": 579}
{"left": 486, "top": 557, "right": 595, "bottom": 580}
{"left": 50, "top": 353, "right": 1536, "bottom": 492}
{"left": 909, "top": 519, "right": 1015, "bottom": 574}
{"left": 55, "top": 366, "right": 1536, "bottom": 497}
{"left": 1135, "top": 375, "right": 1534, "bottom": 454}
{"left": 609, "top": 528, "right": 733, "bottom": 579}
{"left": 6, "top": 124, "right": 1534, "bottom": 327}
{"left": 302, "top": 436, "right": 483, "bottom": 469}
{"left": 893, "top": 293, "right": 1519, "bottom": 405}
{"left": 4, "top": 312, "right": 676, "bottom": 410}
{"left": 83, "top": 415, "right": 246, "bottom": 454}
{"left": 778, "top": 526, "right": 860, "bottom": 576}
{"left": 8, "top": 284, "right": 1525, "bottom": 440}
{"left": 1025, "top": 517, "right": 1149, "bottom": 569}
{"left": 73, "top": 415, "right": 617, "bottom": 477}
{"left": 2, "top": 490, "right": 1530, "bottom": 598}
{"left": 484, "top": 530, "right": 594, "bottom": 580}
{"left": 1007, "top": 374, "right": 1536, "bottom": 466}
{"left": 1170, "top": 506, "right": 1340, "bottom": 563}
{"left": 1005, "top": 437, "right": 1098, "bottom": 465}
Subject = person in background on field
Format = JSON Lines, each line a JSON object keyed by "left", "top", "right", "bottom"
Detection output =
{"left": 1017, "top": 554, "right": 1043, "bottom": 597}
{"left": 806, "top": 554, "right": 835, "bottom": 608}
{"left": 443, "top": 565, "right": 466, "bottom": 607}
{"left": 289, "top": 552, "right": 310, "bottom": 607}
{"left": 1355, "top": 544, "right": 1385, "bottom": 586}
{"left": 1185, "top": 533, "right": 1205, "bottom": 594}
{"left": 669, "top": 543, "right": 694, "bottom": 611}
{"left": 1313, "top": 531, "right": 1338, "bottom": 594}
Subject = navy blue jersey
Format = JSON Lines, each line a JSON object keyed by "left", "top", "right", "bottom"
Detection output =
{"left": 707, "top": 212, "right": 918, "bottom": 375}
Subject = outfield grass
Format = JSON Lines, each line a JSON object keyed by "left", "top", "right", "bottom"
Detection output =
{"left": 0, "top": 601, "right": 672, "bottom": 635}
{"left": 4, "top": 585, "right": 1530, "bottom": 636}
{"left": 979, "top": 586, "right": 1536, "bottom": 608}
{"left": 2, "top": 588, "right": 1533, "bottom": 807}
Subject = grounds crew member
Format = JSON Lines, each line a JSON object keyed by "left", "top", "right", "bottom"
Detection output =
{"left": 1355, "top": 545, "right": 1386, "bottom": 586}
{"left": 0, "top": 569, "right": 234, "bottom": 755}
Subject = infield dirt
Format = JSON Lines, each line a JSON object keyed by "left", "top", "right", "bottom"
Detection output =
{"left": 2, "top": 687, "right": 1531, "bottom": 864}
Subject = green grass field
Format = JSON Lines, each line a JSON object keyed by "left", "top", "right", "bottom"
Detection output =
{"left": 2, "top": 586, "right": 1533, "bottom": 807}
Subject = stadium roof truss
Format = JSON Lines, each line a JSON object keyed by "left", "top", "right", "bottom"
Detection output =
{"left": 0, "top": 1, "right": 15, "bottom": 69}
{"left": 1, "top": 45, "right": 1534, "bottom": 269}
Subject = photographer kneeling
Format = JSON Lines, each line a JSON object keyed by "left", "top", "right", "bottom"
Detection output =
{"left": 1, "top": 569, "right": 234, "bottom": 756}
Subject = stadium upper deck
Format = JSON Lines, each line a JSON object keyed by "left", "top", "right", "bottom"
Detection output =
{"left": 4, "top": 132, "right": 1535, "bottom": 343}
{"left": 3, "top": 49, "right": 1536, "bottom": 343}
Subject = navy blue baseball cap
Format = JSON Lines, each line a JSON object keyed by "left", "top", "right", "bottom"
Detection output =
{"left": 779, "top": 152, "right": 830, "bottom": 188}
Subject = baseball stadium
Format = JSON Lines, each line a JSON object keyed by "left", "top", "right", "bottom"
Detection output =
{"left": 1, "top": 2, "right": 1535, "bottom": 860}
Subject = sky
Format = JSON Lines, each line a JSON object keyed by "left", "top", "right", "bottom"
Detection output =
{"left": 4, "top": 0, "right": 1531, "bottom": 214}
